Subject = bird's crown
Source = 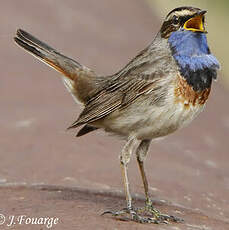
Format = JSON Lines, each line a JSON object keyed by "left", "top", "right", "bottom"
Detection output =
{"left": 161, "top": 6, "right": 207, "bottom": 38}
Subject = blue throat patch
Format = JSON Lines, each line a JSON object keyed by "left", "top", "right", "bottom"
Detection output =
{"left": 168, "top": 30, "right": 220, "bottom": 91}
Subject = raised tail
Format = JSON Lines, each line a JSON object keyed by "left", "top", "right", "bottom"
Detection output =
{"left": 14, "top": 29, "right": 98, "bottom": 104}
{"left": 14, "top": 29, "right": 83, "bottom": 80}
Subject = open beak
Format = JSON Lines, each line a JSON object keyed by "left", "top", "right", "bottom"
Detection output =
{"left": 183, "top": 10, "right": 207, "bottom": 33}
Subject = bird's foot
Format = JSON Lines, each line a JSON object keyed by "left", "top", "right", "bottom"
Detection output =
{"left": 102, "top": 207, "right": 160, "bottom": 223}
{"left": 102, "top": 205, "right": 182, "bottom": 224}
{"left": 136, "top": 199, "right": 183, "bottom": 224}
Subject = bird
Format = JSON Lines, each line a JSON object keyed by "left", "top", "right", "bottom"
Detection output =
{"left": 14, "top": 6, "right": 220, "bottom": 224}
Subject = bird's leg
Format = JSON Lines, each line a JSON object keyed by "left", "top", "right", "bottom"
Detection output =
{"left": 135, "top": 140, "right": 183, "bottom": 224}
{"left": 102, "top": 138, "right": 182, "bottom": 223}
{"left": 103, "top": 137, "right": 136, "bottom": 216}
{"left": 119, "top": 137, "right": 138, "bottom": 210}
{"left": 102, "top": 137, "right": 153, "bottom": 223}
{"left": 136, "top": 140, "right": 151, "bottom": 203}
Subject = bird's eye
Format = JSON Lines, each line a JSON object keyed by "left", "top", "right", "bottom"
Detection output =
{"left": 172, "top": 15, "right": 179, "bottom": 25}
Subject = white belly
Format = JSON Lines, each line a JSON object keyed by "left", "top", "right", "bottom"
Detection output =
{"left": 99, "top": 91, "right": 205, "bottom": 140}
{"left": 135, "top": 101, "right": 204, "bottom": 139}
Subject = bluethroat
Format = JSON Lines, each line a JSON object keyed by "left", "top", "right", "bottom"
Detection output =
{"left": 14, "top": 6, "right": 220, "bottom": 224}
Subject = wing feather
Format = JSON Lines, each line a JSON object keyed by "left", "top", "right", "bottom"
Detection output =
{"left": 68, "top": 75, "right": 160, "bottom": 129}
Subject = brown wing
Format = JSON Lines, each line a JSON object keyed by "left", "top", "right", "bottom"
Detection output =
{"left": 68, "top": 75, "right": 160, "bottom": 129}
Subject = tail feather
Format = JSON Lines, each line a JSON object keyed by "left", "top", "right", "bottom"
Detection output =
{"left": 15, "top": 29, "right": 56, "bottom": 53}
{"left": 14, "top": 36, "right": 46, "bottom": 60}
{"left": 14, "top": 29, "right": 82, "bottom": 81}
{"left": 14, "top": 29, "right": 98, "bottom": 104}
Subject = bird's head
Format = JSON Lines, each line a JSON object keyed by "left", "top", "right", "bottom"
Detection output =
{"left": 159, "top": 7, "right": 220, "bottom": 92}
{"left": 160, "top": 6, "right": 207, "bottom": 39}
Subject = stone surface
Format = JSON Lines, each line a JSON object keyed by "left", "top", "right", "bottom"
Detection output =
{"left": 0, "top": 0, "right": 228, "bottom": 229}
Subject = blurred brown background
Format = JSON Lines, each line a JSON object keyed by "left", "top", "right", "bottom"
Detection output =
{"left": 0, "top": 1, "right": 228, "bottom": 229}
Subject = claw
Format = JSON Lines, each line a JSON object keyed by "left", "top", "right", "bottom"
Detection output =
{"left": 168, "top": 215, "right": 184, "bottom": 223}
{"left": 101, "top": 208, "right": 129, "bottom": 216}
{"left": 102, "top": 207, "right": 151, "bottom": 223}
{"left": 136, "top": 200, "right": 184, "bottom": 223}
{"left": 101, "top": 210, "right": 113, "bottom": 216}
